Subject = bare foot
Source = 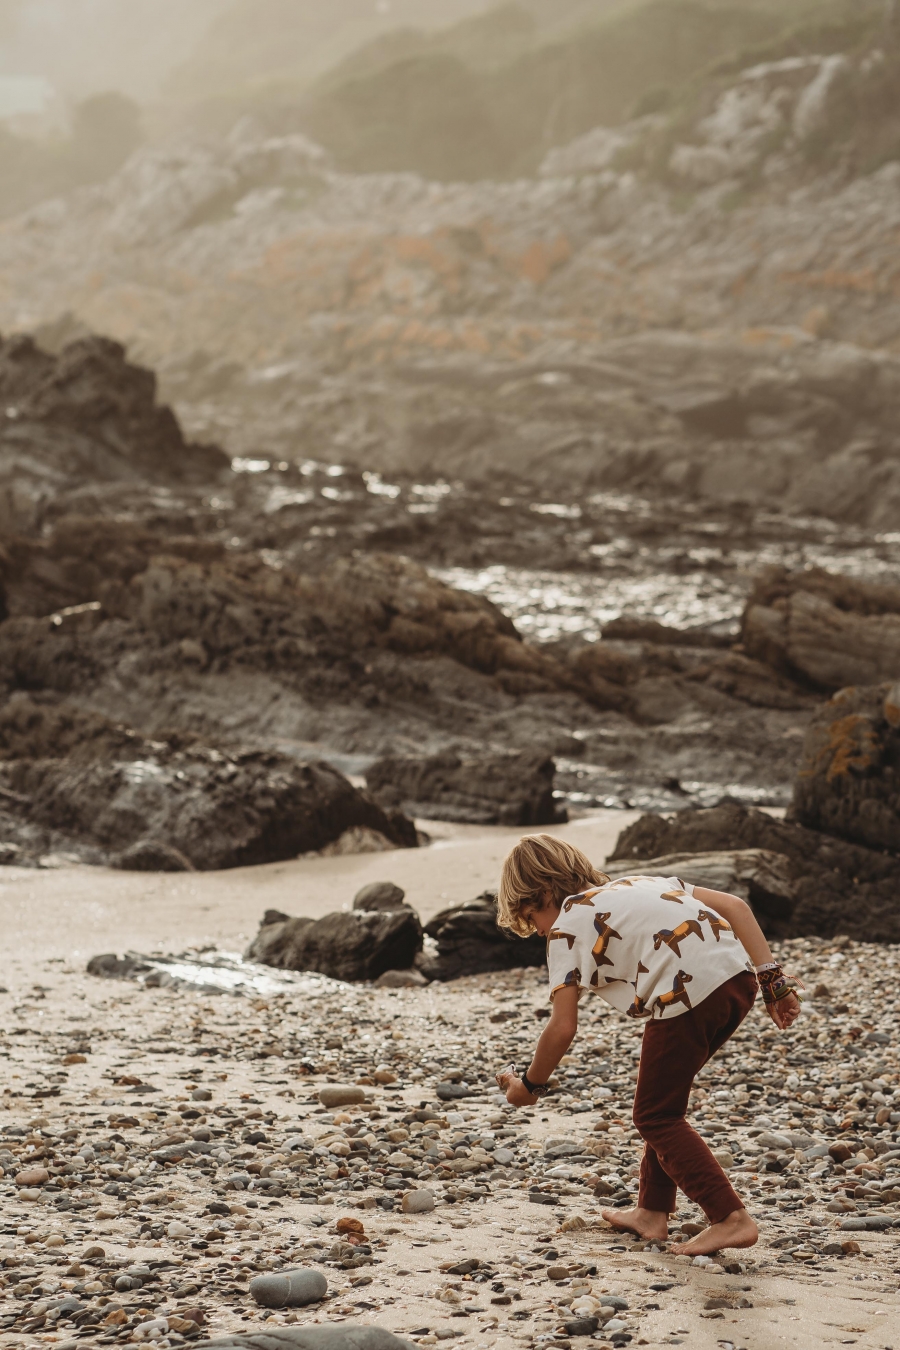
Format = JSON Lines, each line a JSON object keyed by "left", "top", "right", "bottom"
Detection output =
{"left": 600, "top": 1206, "right": 669, "bottom": 1242}
{"left": 670, "top": 1208, "right": 758, "bottom": 1256}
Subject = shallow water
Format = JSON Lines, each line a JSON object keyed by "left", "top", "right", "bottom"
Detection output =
{"left": 436, "top": 518, "right": 900, "bottom": 643}
{"left": 125, "top": 950, "right": 347, "bottom": 998}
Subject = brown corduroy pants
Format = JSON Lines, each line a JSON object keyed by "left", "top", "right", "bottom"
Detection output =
{"left": 633, "top": 970, "right": 758, "bottom": 1224}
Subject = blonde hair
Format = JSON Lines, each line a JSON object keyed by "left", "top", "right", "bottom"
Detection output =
{"left": 497, "top": 833, "right": 609, "bottom": 936}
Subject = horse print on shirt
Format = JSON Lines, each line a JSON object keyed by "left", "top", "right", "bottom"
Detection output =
{"left": 591, "top": 912, "right": 622, "bottom": 968}
{"left": 563, "top": 893, "right": 597, "bottom": 914}
{"left": 697, "top": 908, "right": 732, "bottom": 942}
{"left": 652, "top": 918, "right": 706, "bottom": 958}
{"left": 653, "top": 969, "right": 693, "bottom": 1016}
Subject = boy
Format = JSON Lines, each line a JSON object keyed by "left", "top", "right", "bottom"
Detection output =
{"left": 495, "top": 834, "right": 802, "bottom": 1255}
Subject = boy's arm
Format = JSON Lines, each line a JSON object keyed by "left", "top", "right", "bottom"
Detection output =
{"left": 693, "top": 886, "right": 801, "bottom": 1031}
{"left": 497, "top": 983, "right": 579, "bottom": 1106}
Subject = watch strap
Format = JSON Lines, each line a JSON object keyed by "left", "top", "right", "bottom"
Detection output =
{"left": 521, "top": 1071, "right": 549, "bottom": 1098}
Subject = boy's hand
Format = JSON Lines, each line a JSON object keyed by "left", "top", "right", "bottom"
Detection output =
{"left": 767, "top": 990, "right": 801, "bottom": 1030}
{"left": 495, "top": 1068, "right": 538, "bottom": 1107}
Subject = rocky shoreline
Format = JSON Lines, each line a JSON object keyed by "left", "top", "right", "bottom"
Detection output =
{"left": 2, "top": 334, "right": 900, "bottom": 930}
{"left": 0, "top": 926, "right": 897, "bottom": 1350}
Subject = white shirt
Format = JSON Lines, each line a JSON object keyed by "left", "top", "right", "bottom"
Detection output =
{"left": 546, "top": 875, "right": 753, "bottom": 1020}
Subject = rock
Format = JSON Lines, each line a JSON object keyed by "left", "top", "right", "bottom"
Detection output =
{"left": 755, "top": 1131, "right": 793, "bottom": 1150}
{"left": 0, "top": 334, "right": 228, "bottom": 535}
{"left": 791, "top": 683, "right": 900, "bottom": 853}
{"left": 249, "top": 1268, "right": 328, "bottom": 1309}
{"left": 86, "top": 953, "right": 145, "bottom": 978}
{"left": 374, "top": 969, "right": 428, "bottom": 988}
{"left": 193, "top": 1328, "right": 414, "bottom": 1350}
{"left": 192, "top": 1087, "right": 212, "bottom": 1101}
{"left": 0, "top": 747, "right": 417, "bottom": 872}
{"left": 420, "top": 891, "right": 546, "bottom": 980}
{"left": 15, "top": 1166, "right": 49, "bottom": 1187}
{"left": 366, "top": 749, "right": 567, "bottom": 826}
{"left": 166, "top": 1222, "right": 192, "bottom": 1239}
{"left": 712, "top": 1149, "right": 734, "bottom": 1169}
{"left": 353, "top": 882, "right": 407, "bottom": 912}
{"left": 607, "top": 802, "right": 900, "bottom": 941}
{"left": 114, "top": 840, "right": 195, "bottom": 872}
{"left": 319, "top": 1086, "right": 368, "bottom": 1108}
{"left": 246, "top": 906, "right": 423, "bottom": 982}
{"left": 564, "top": 1318, "right": 599, "bottom": 1337}
{"left": 401, "top": 1189, "right": 435, "bottom": 1214}
{"left": 743, "top": 568, "right": 900, "bottom": 692}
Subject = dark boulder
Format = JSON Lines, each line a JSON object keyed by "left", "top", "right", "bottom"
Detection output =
{"left": 791, "top": 681, "right": 900, "bottom": 854}
{"left": 246, "top": 907, "right": 423, "bottom": 983}
{"left": 742, "top": 566, "right": 900, "bottom": 692}
{"left": 607, "top": 801, "right": 900, "bottom": 941}
{"left": 420, "top": 891, "right": 546, "bottom": 980}
{"left": 0, "top": 334, "right": 228, "bottom": 536}
{"left": 353, "top": 881, "right": 408, "bottom": 912}
{"left": 366, "top": 749, "right": 567, "bottom": 826}
{"left": 0, "top": 742, "right": 417, "bottom": 871}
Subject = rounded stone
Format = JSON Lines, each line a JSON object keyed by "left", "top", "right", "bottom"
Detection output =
{"left": 319, "top": 1085, "right": 367, "bottom": 1108}
{"left": 250, "top": 1267, "right": 328, "bottom": 1308}
{"left": 15, "top": 1167, "right": 50, "bottom": 1187}
{"left": 191, "top": 1087, "right": 212, "bottom": 1101}
{"left": 166, "top": 1221, "right": 192, "bottom": 1239}
{"left": 401, "top": 1188, "right": 435, "bottom": 1214}
{"left": 374, "top": 969, "right": 427, "bottom": 988}
{"left": 353, "top": 881, "right": 407, "bottom": 912}
{"left": 565, "top": 1318, "right": 599, "bottom": 1337}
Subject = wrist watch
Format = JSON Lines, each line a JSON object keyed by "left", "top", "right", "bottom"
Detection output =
{"left": 521, "top": 1071, "right": 550, "bottom": 1098}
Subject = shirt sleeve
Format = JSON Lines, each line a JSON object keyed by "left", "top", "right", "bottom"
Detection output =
{"left": 546, "top": 925, "right": 586, "bottom": 1002}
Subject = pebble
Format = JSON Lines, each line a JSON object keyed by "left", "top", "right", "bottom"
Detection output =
{"left": 15, "top": 1167, "right": 49, "bottom": 1187}
{"left": 0, "top": 932, "right": 896, "bottom": 1350}
{"left": 401, "top": 1188, "right": 435, "bottom": 1214}
{"left": 319, "top": 1085, "right": 367, "bottom": 1107}
{"left": 249, "top": 1267, "right": 328, "bottom": 1308}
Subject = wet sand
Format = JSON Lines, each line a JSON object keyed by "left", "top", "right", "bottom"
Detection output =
{"left": 0, "top": 814, "right": 637, "bottom": 967}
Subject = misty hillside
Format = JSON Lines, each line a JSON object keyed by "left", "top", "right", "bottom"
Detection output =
{"left": 162, "top": 0, "right": 883, "bottom": 179}
{"left": 162, "top": 0, "right": 496, "bottom": 107}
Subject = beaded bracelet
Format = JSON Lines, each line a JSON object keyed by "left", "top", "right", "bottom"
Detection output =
{"left": 757, "top": 965, "right": 805, "bottom": 1006}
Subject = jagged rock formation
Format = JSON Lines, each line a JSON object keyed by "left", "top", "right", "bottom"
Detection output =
{"left": 366, "top": 749, "right": 566, "bottom": 826}
{"left": 0, "top": 696, "right": 416, "bottom": 870}
{"left": 0, "top": 334, "right": 227, "bottom": 536}
{"left": 743, "top": 568, "right": 900, "bottom": 692}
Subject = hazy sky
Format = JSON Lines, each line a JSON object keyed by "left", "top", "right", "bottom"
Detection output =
{"left": 0, "top": 0, "right": 227, "bottom": 98}
{"left": 0, "top": 0, "right": 497, "bottom": 102}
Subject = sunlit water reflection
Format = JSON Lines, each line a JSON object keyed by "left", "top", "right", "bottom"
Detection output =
{"left": 436, "top": 531, "right": 900, "bottom": 644}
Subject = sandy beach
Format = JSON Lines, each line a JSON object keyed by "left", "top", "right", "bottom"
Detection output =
{"left": 1, "top": 817, "right": 898, "bottom": 1350}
